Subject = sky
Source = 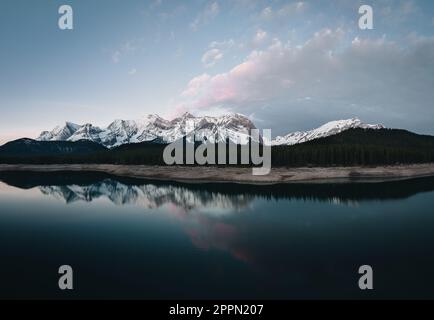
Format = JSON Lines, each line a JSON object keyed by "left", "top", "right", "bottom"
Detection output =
{"left": 0, "top": 0, "right": 434, "bottom": 144}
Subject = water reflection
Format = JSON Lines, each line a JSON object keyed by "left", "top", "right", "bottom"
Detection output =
{"left": 2, "top": 171, "right": 434, "bottom": 298}
{"left": 39, "top": 182, "right": 254, "bottom": 212}
{"left": 2, "top": 171, "right": 434, "bottom": 210}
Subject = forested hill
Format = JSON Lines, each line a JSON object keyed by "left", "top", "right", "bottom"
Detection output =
{"left": 271, "top": 128, "right": 434, "bottom": 166}
{"left": 1, "top": 128, "right": 434, "bottom": 167}
{"left": 306, "top": 128, "right": 434, "bottom": 148}
{"left": 0, "top": 138, "right": 106, "bottom": 156}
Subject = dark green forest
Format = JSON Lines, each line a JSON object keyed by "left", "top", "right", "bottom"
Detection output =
{"left": 1, "top": 128, "right": 434, "bottom": 167}
{"left": 272, "top": 128, "right": 434, "bottom": 166}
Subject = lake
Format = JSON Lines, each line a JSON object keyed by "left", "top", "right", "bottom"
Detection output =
{"left": 1, "top": 171, "right": 434, "bottom": 299}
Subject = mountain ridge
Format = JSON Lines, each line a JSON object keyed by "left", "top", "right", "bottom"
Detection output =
{"left": 272, "top": 118, "right": 384, "bottom": 146}
{"left": 2, "top": 128, "right": 434, "bottom": 167}
{"left": 0, "top": 138, "right": 106, "bottom": 156}
{"left": 36, "top": 114, "right": 384, "bottom": 148}
{"left": 37, "top": 113, "right": 257, "bottom": 148}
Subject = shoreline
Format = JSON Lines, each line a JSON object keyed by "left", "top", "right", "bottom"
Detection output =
{"left": 1, "top": 163, "right": 434, "bottom": 184}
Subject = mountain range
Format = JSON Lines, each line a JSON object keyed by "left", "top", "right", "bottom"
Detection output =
{"left": 35, "top": 113, "right": 384, "bottom": 148}
{"left": 1, "top": 124, "right": 434, "bottom": 166}
{"left": 37, "top": 113, "right": 257, "bottom": 147}
{"left": 272, "top": 118, "right": 384, "bottom": 146}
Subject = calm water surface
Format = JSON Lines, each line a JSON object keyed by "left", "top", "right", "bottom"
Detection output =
{"left": 1, "top": 171, "right": 434, "bottom": 299}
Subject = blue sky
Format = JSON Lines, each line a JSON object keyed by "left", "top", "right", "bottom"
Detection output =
{"left": 0, "top": 0, "right": 434, "bottom": 144}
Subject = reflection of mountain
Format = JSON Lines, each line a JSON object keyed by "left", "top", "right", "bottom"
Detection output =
{"left": 2, "top": 171, "right": 434, "bottom": 291}
{"left": 37, "top": 180, "right": 253, "bottom": 211}
{"left": 2, "top": 171, "right": 434, "bottom": 207}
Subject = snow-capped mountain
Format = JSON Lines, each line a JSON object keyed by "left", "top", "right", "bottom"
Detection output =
{"left": 37, "top": 114, "right": 384, "bottom": 148}
{"left": 38, "top": 122, "right": 81, "bottom": 141}
{"left": 272, "top": 118, "right": 384, "bottom": 146}
{"left": 37, "top": 113, "right": 258, "bottom": 148}
{"left": 68, "top": 123, "right": 104, "bottom": 143}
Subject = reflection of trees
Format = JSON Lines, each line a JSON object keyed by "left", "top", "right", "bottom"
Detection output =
{"left": 38, "top": 180, "right": 254, "bottom": 211}
{"left": 1, "top": 171, "right": 434, "bottom": 209}
{"left": 2, "top": 171, "right": 434, "bottom": 294}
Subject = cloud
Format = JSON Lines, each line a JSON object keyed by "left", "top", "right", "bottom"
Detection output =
{"left": 209, "top": 39, "right": 235, "bottom": 50}
{"left": 111, "top": 51, "right": 121, "bottom": 63}
{"left": 180, "top": 29, "right": 344, "bottom": 108}
{"left": 181, "top": 74, "right": 211, "bottom": 97}
{"left": 277, "top": 1, "right": 306, "bottom": 16}
{"left": 201, "top": 39, "right": 235, "bottom": 68}
{"left": 128, "top": 68, "right": 137, "bottom": 75}
{"left": 110, "top": 39, "right": 141, "bottom": 64}
{"left": 177, "top": 28, "right": 434, "bottom": 133}
{"left": 149, "top": 0, "right": 162, "bottom": 9}
{"left": 253, "top": 29, "right": 268, "bottom": 46}
{"left": 259, "top": 2, "right": 306, "bottom": 20}
{"left": 202, "top": 48, "right": 223, "bottom": 68}
{"left": 259, "top": 6, "right": 272, "bottom": 20}
{"left": 379, "top": 0, "right": 420, "bottom": 26}
{"left": 400, "top": 0, "right": 417, "bottom": 15}
{"left": 190, "top": 1, "right": 220, "bottom": 31}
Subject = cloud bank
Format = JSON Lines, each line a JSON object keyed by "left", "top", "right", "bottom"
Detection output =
{"left": 177, "top": 28, "right": 434, "bottom": 135}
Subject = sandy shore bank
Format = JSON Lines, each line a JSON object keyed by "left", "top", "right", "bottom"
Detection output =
{"left": 1, "top": 163, "right": 434, "bottom": 184}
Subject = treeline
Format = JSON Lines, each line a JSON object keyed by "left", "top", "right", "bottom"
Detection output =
{"left": 271, "top": 128, "right": 434, "bottom": 167}
{"left": 2, "top": 171, "right": 434, "bottom": 203}
{"left": 273, "top": 128, "right": 434, "bottom": 166}
{"left": 272, "top": 143, "right": 434, "bottom": 166}
{"left": 1, "top": 129, "right": 434, "bottom": 167}
{"left": 0, "top": 143, "right": 165, "bottom": 165}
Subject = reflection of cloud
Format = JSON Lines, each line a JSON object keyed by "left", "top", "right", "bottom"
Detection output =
{"left": 167, "top": 202, "right": 271, "bottom": 270}
{"left": 160, "top": 199, "right": 252, "bottom": 264}
{"left": 38, "top": 179, "right": 258, "bottom": 265}
{"left": 5, "top": 174, "right": 433, "bottom": 274}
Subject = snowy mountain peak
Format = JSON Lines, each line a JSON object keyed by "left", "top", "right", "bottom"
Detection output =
{"left": 181, "top": 112, "right": 195, "bottom": 118}
{"left": 144, "top": 113, "right": 162, "bottom": 120}
{"left": 65, "top": 121, "right": 81, "bottom": 129}
{"left": 38, "top": 121, "right": 81, "bottom": 141}
{"left": 67, "top": 123, "right": 103, "bottom": 143}
{"left": 36, "top": 115, "right": 384, "bottom": 148}
{"left": 272, "top": 118, "right": 385, "bottom": 146}
{"left": 36, "top": 113, "right": 258, "bottom": 148}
